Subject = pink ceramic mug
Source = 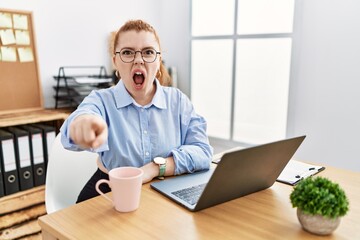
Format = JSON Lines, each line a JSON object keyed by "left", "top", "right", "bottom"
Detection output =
{"left": 95, "top": 167, "right": 143, "bottom": 212}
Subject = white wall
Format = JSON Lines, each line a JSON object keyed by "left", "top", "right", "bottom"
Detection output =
{"left": 2, "top": 0, "right": 359, "bottom": 171}
{"left": 1, "top": 0, "right": 162, "bottom": 108}
{"left": 163, "top": 0, "right": 360, "bottom": 172}
{"left": 158, "top": 0, "right": 191, "bottom": 94}
{"left": 287, "top": 0, "right": 360, "bottom": 171}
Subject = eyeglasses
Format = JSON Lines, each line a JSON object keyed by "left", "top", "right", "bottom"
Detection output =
{"left": 115, "top": 48, "right": 161, "bottom": 63}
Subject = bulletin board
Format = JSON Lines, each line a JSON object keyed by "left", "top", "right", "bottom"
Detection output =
{"left": 0, "top": 9, "right": 43, "bottom": 113}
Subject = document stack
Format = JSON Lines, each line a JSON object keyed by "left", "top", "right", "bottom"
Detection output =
{"left": 19, "top": 125, "right": 46, "bottom": 186}
{"left": 30, "top": 123, "right": 56, "bottom": 166}
{"left": 5, "top": 126, "right": 34, "bottom": 191}
{"left": 0, "top": 123, "right": 56, "bottom": 196}
{"left": 0, "top": 129, "right": 20, "bottom": 196}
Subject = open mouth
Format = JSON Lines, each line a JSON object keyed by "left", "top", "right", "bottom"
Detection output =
{"left": 133, "top": 72, "right": 145, "bottom": 86}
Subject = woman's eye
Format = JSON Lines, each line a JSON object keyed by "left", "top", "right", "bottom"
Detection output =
{"left": 121, "top": 50, "right": 133, "bottom": 56}
{"left": 143, "top": 49, "right": 155, "bottom": 56}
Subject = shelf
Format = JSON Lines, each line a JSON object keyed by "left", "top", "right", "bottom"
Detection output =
{"left": 0, "top": 109, "right": 69, "bottom": 239}
{"left": 0, "top": 109, "right": 69, "bottom": 128}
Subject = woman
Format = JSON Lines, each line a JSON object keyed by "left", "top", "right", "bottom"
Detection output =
{"left": 60, "top": 19, "right": 213, "bottom": 203}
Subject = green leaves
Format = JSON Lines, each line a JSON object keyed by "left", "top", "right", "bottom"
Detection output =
{"left": 290, "top": 176, "right": 349, "bottom": 219}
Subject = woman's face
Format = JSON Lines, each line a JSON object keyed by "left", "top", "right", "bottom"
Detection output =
{"left": 113, "top": 30, "right": 161, "bottom": 103}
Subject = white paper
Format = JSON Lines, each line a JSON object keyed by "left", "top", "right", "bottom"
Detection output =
{"left": 212, "top": 146, "right": 245, "bottom": 163}
{"left": 0, "top": 12, "right": 13, "bottom": 28}
{"left": 0, "top": 29, "right": 16, "bottom": 45}
{"left": 18, "top": 47, "right": 34, "bottom": 62}
{"left": 15, "top": 30, "right": 30, "bottom": 45}
{"left": 46, "top": 131, "right": 56, "bottom": 157}
{"left": 32, "top": 133, "right": 44, "bottom": 164}
{"left": 2, "top": 139, "right": 16, "bottom": 171}
{"left": 1, "top": 46, "right": 17, "bottom": 62}
{"left": 18, "top": 136, "right": 31, "bottom": 167}
{"left": 277, "top": 160, "right": 324, "bottom": 185}
{"left": 13, "top": 14, "right": 28, "bottom": 30}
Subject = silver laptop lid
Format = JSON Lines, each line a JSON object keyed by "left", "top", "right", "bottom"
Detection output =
{"left": 151, "top": 135, "right": 306, "bottom": 211}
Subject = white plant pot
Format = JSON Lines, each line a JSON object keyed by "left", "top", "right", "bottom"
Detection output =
{"left": 297, "top": 208, "right": 340, "bottom": 235}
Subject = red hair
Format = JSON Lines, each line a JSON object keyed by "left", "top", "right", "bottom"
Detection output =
{"left": 113, "top": 20, "right": 171, "bottom": 86}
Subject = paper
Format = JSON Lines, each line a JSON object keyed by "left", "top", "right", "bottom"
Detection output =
{"left": 15, "top": 30, "right": 30, "bottom": 45}
{"left": 18, "top": 47, "right": 34, "bottom": 62}
{"left": 212, "top": 146, "right": 245, "bottom": 164}
{"left": 18, "top": 136, "right": 31, "bottom": 167}
{"left": 74, "top": 77, "right": 112, "bottom": 84}
{"left": 1, "top": 46, "right": 17, "bottom": 62}
{"left": 0, "top": 12, "right": 13, "bottom": 28}
{"left": 0, "top": 29, "right": 16, "bottom": 45}
{"left": 277, "top": 160, "right": 325, "bottom": 185}
{"left": 3, "top": 139, "right": 17, "bottom": 172}
{"left": 13, "top": 14, "right": 28, "bottom": 30}
{"left": 32, "top": 134, "right": 44, "bottom": 164}
{"left": 46, "top": 131, "right": 56, "bottom": 156}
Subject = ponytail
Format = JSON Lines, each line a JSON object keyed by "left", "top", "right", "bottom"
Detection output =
{"left": 157, "top": 62, "right": 172, "bottom": 86}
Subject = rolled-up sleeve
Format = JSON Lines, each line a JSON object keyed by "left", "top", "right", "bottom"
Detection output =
{"left": 171, "top": 94, "right": 213, "bottom": 175}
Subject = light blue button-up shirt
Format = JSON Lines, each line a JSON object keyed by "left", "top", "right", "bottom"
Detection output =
{"left": 60, "top": 79, "right": 213, "bottom": 175}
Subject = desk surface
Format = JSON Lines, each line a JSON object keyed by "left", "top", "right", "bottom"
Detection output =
{"left": 38, "top": 163, "right": 360, "bottom": 240}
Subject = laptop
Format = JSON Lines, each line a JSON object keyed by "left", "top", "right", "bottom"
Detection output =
{"left": 150, "top": 135, "right": 306, "bottom": 212}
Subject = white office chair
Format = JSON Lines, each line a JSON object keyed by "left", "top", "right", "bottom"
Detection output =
{"left": 45, "top": 133, "right": 98, "bottom": 214}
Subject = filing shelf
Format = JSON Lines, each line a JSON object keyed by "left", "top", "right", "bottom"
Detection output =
{"left": 0, "top": 109, "right": 69, "bottom": 239}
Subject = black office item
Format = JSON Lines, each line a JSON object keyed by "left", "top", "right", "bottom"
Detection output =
{"left": 0, "top": 129, "right": 20, "bottom": 195}
{"left": 20, "top": 125, "right": 46, "bottom": 186}
{"left": 5, "top": 127, "right": 34, "bottom": 191}
{"left": 0, "top": 136, "right": 4, "bottom": 197}
{"left": 151, "top": 136, "right": 305, "bottom": 212}
{"left": 30, "top": 124, "right": 56, "bottom": 167}
{"left": 53, "top": 66, "right": 113, "bottom": 109}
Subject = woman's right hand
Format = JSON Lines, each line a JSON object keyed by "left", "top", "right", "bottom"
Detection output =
{"left": 69, "top": 114, "right": 108, "bottom": 149}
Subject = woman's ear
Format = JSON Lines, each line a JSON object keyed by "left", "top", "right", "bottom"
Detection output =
{"left": 112, "top": 55, "right": 117, "bottom": 67}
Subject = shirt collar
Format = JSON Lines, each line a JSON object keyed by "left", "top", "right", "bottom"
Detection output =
{"left": 114, "top": 79, "right": 167, "bottom": 109}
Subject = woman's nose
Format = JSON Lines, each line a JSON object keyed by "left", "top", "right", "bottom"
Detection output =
{"left": 133, "top": 51, "right": 144, "bottom": 64}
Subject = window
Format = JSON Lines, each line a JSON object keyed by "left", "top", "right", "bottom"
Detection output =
{"left": 191, "top": 0, "right": 295, "bottom": 144}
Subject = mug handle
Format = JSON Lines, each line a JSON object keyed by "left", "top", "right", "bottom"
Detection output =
{"left": 95, "top": 179, "right": 113, "bottom": 204}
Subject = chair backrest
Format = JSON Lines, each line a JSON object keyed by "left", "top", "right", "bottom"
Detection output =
{"left": 45, "top": 133, "right": 98, "bottom": 214}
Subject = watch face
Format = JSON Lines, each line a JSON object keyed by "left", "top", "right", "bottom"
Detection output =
{"left": 154, "top": 157, "right": 166, "bottom": 164}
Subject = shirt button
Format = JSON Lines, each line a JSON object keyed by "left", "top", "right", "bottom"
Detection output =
{"left": 143, "top": 130, "right": 148, "bottom": 134}
{"left": 141, "top": 108, "right": 144, "bottom": 112}
{"left": 145, "top": 152, "right": 149, "bottom": 156}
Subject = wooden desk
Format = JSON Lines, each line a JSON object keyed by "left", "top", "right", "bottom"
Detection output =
{"left": 38, "top": 164, "right": 360, "bottom": 240}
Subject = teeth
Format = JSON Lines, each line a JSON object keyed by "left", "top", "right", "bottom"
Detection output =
{"left": 135, "top": 72, "right": 142, "bottom": 75}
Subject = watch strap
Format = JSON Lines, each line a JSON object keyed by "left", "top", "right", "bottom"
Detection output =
{"left": 153, "top": 157, "right": 167, "bottom": 179}
{"left": 159, "top": 163, "right": 166, "bottom": 178}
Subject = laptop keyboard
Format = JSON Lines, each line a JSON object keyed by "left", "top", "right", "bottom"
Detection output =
{"left": 171, "top": 183, "right": 206, "bottom": 205}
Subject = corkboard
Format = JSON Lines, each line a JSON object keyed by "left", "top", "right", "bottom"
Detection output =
{"left": 0, "top": 9, "right": 43, "bottom": 113}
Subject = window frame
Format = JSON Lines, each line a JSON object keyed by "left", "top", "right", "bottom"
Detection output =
{"left": 190, "top": 0, "right": 294, "bottom": 143}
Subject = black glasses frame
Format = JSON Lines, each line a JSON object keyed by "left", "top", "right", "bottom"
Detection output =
{"left": 115, "top": 49, "right": 161, "bottom": 63}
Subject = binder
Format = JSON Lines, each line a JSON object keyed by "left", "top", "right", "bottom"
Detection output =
{"left": 19, "top": 125, "right": 46, "bottom": 186}
{"left": 0, "top": 129, "right": 20, "bottom": 195}
{"left": 5, "top": 127, "right": 34, "bottom": 191}
{"left": 277, "top": 160, "right": 325, "bottom": 185}
{"left": 30, "top": 124, "right": 56, "bottom": 167}
{"left": 0, "top": 141, "right": 4, "bottom": 197}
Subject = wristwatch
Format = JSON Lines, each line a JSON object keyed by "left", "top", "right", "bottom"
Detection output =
{"left": 152, "top": 157, "right": 167, "bottom": 179}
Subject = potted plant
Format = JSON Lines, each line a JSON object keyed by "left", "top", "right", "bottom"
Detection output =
{"left": 290, "top": 176, "right": 349, "bottom": 235}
